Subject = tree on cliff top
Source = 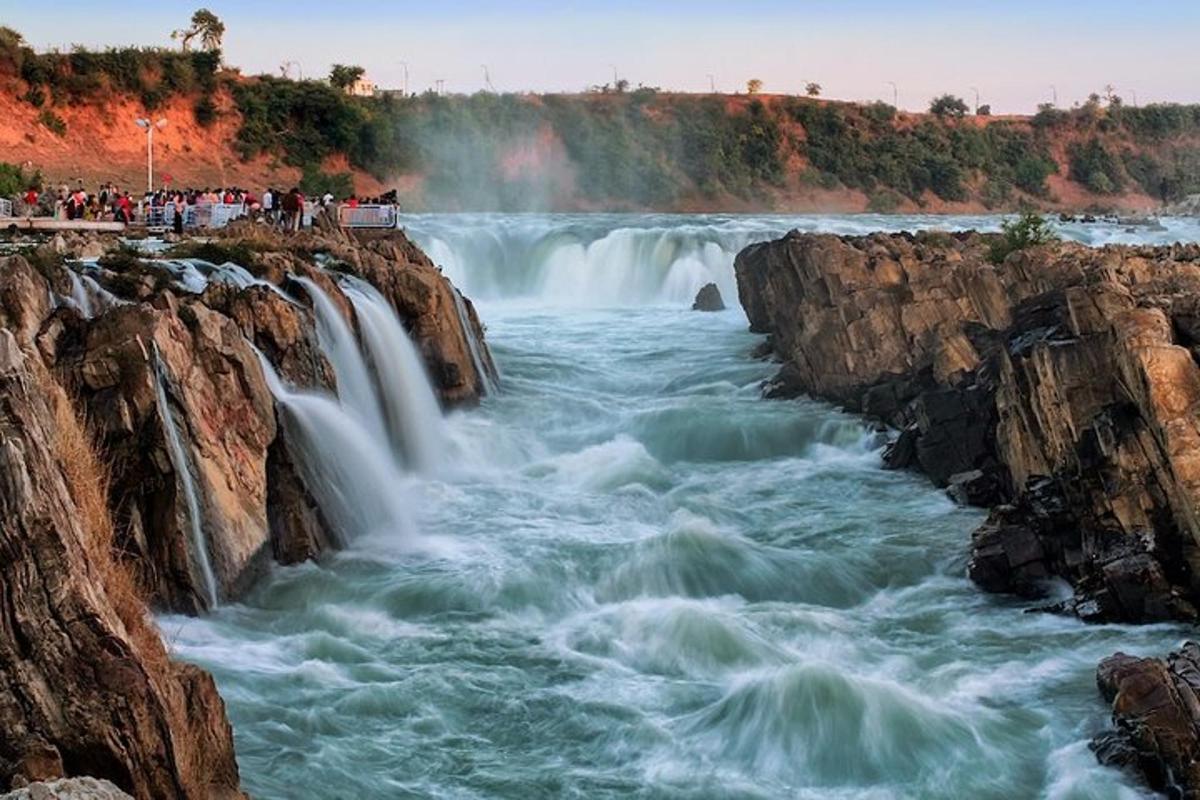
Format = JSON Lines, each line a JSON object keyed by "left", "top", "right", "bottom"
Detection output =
{"left": 747, "top": 78, "right": 763, "bottom": 95}
{"left": 330, "top": 64, "right": 366, "bottom": 91}
{"left": 806, "top": 82, "right": 822, "bottom": 97}
{"left": 172, "top": 9, "right": 225, "bottom": 52}
{"left": 930, "top": 94, "right": 969, "bottom": 118}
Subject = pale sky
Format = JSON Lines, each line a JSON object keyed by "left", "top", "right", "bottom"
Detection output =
{"left": 5, "top": 0, "right": 1199, "bottom": 113}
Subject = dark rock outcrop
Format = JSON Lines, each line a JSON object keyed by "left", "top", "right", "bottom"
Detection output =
{"left": 692, "top": 282, "right": 725, "bottom": 311}
{"left": 1094, "top": 643, "right": 1200, "bottom": 798}
{"left": 735, "top": 230, "right": 1200, "bottom": 624}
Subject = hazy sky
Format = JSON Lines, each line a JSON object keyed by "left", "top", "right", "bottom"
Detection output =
{"left": 6, "top": 0, "right": 1199, "bottom": 113}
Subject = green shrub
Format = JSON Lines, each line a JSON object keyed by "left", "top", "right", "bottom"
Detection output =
{"left": 38, "top": 109, "right": 66, "bottom": 136}
{"left": 981, "top": 177, "right": 1012, "bottom": 209}
{"left": 194, "top": 95, "right": 217, "bottom": 127}
{"left": 164, "top": 240, "right": 261, "bottom": 268}
{"left": 0, "top": 162, "right": 39, "bottom": 197}
{"left": 299, "top": 166, "right": 354, "bottom": 199}
{"left": 1068, "top": 138, "right": 1123, "bottom": 194}
{"left": 988, "top": 212, "right": 1058, "bottom": 264}
{"left": 929, "top": 94, "right": 969, "bottom": 118}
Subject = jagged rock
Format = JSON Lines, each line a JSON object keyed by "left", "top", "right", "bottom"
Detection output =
{"left": 1094, "top": 643, "right": 1200, "bottom": 798}
{"left": 0, "top": 325, "right": 242, "bottom": 798}
{"left": 53, "top": 299, "right": 278, "bottom": 612}
{"left": 735, "top": 231, "right": 1200, "bottom": 623}
{"left": 692, "top": 282, "right": 725, "bottom": 311}
{"left": 0, "top": 778, "right": 133, "bottom": 799}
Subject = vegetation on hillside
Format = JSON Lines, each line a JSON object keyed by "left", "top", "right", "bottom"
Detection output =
{"left": 2, "top": 15, "right": 1200, "bottom": 210}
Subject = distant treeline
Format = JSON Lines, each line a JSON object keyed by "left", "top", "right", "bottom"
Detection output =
{"left": 3, "top": 27, "right": 1199, "bottom": 209}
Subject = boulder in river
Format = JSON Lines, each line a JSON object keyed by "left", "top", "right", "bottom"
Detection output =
{"left": 1094, "top": 642, "right": 1200, "bottom": 798}
{"left": 692, "top": 282, "right": 725, "bottom": 311}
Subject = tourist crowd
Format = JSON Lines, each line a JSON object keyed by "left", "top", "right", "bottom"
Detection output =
{"left": 14, "top": 182, "right": 400, "bottom": 232}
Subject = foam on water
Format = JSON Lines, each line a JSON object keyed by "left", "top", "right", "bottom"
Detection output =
{"left": 164, "top": 214, "right": 1198, "bottom": 799}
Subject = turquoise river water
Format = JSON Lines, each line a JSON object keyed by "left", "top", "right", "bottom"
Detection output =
{"left": 166, "top": 214, "right": 1200, "bottom": 799}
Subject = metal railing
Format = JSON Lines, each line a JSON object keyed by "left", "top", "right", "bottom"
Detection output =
{"left": 138, "top": 202, "right": 249, "bottom": 230}
{"left": 337, "top": 204, "right": 398, "bottom": 229}
{"left": 129, "top": 200, "right": 397, "bottom": 231}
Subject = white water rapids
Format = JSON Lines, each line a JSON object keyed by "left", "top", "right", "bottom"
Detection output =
{"left": 162, "top": 213, "right": 1200, "bottom": 799}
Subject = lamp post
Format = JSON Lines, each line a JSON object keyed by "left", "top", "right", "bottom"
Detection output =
{"left": 886, "top": 81, "right": 898, "bottom": 107}
{"left": 398, "top": 61, "right": 409, "bottom": 95}
{"left": 1049, "top": 84, "right": 1058, "bottom": 106}
{"left": 707, "top": 73, "right": 716, "bottom": 93}
{"left": 135, "top": 117, "right": 167, "bottom": 194}
{"left": 970, "top": 86, "right": 980, "bottom": 114}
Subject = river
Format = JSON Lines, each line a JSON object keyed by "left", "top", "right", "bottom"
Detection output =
{"left": 166, "top": 213, "right": 1200, "bottom": 799}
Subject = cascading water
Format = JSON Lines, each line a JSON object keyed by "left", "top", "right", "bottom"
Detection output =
{"left": 290, "top": 276, "right": 391, "bottom": 446}
{"left": 402, "top": 212, "right": 1200, "bottom": 306}
{"left": 66, "top": 271, "right": 94, "bottom": 317}
{"left": 450, "top": 287, "right": 497, "bottom": 396}
{"left": 256, "top": 354, "right": 414, "bottom": 543}
{"left": 167, "top": 214, "right": 1200, "bottom": 799}
{"left": 339, "top": 276, "right": 448, "bottom": 473}
{"left": 152, "top": 348, "right": 219, "bottom": 610}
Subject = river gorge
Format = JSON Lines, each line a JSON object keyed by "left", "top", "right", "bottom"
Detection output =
{"left": 132, "top": 213, "right": 1196, "bottom": 799}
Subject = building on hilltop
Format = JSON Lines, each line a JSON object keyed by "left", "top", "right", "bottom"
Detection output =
{"left": 347, "top": 76, "right": 376, "bottom": 97}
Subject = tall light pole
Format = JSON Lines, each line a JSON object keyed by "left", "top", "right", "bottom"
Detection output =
{"left": 707, "top": 73, "right": 716, "bottom": 93}
{"left": 1049, "top": 84, "right": 1058, "bottom": 106}
{"left": 886, "top": 81, "right": 898, "bottom": 107}
{"left": 970, "top": 86, "right": 980, "bottom": 114}
{"left": 481, "top": 64, "right": 495, "bottom": 92}
{"left": 135, "top": 117, "right": 167, "bottom": 194}
{"left": 398, "top": 61, "right": 409, "bottom": 95}
{"left": 610, "top": 64, "right": 619, "bottom": 87}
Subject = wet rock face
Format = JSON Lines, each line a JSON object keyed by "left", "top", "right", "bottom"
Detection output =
{"left": 735, "top": 231, "right": 1200, "bottom": 624}
{"left": 692, "top": 283, "right": 725, "bottom": 311}
{"left": 1094, "top": 643, "right": 1200, "bottom": 798}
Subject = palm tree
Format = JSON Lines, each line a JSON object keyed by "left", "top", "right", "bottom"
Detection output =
{"left": 172, "top": 9, "right": 225, "bottom": 52}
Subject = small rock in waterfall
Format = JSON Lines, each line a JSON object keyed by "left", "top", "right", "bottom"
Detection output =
{"left": 692, "top": 283, "right": 725, "bottom": 311}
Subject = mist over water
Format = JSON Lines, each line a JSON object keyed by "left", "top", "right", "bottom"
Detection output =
{"left": 165, "top": 214, "right": 1197, "bottom": 799}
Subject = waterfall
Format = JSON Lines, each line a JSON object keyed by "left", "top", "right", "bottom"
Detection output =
{"left": 451, "top": 287, "right": 497, "bottom": 396}
{"left": 256, "top": 355, "right": 414, "bottom": 543}
{"left": 66, "top": 271, "right": 94, "bottom": 318}
{"left": 339, "top": 277, "right": 448, "bottom": 473}
{"left": 151, "top": 348, "right": 219, "bottom": 609}
{"left": 401, "top": 215, "right": 764, "bottom": 304}
{"left": 291, "top": 276, "right": 390, "bottom": 446}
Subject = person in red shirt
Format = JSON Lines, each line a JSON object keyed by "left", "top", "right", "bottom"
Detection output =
{"left": 347, "top": 195, "right": 359, "bottom": 208}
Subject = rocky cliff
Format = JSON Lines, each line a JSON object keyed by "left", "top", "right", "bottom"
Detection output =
{"left": 736, "top": 229, "right": 1200, "bottom": 795}
{"left": 0, "top": 226, "right": 496, "bottom": 797}
{"left": 737, "top": 230, "right": 1200, "bottom": 623}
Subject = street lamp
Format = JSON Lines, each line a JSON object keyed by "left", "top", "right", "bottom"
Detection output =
{"left": 135, "top": 117, "right": 167, "bottom": 194}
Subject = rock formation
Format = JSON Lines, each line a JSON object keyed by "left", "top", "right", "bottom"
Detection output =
{"left": 0, "top": 777, "right": 134, "bottom": 800}
{"left": 692, "top": 282, "right": 725, "bottom": 311}
{"left": 1094, "top": 643, "right": 1200, "bottom": 798}
{"left": 736, "top": 230, "right": 1200, "bottom": 624}
{"left": 0, "top": 225, "right": 496, "bottom": 797}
